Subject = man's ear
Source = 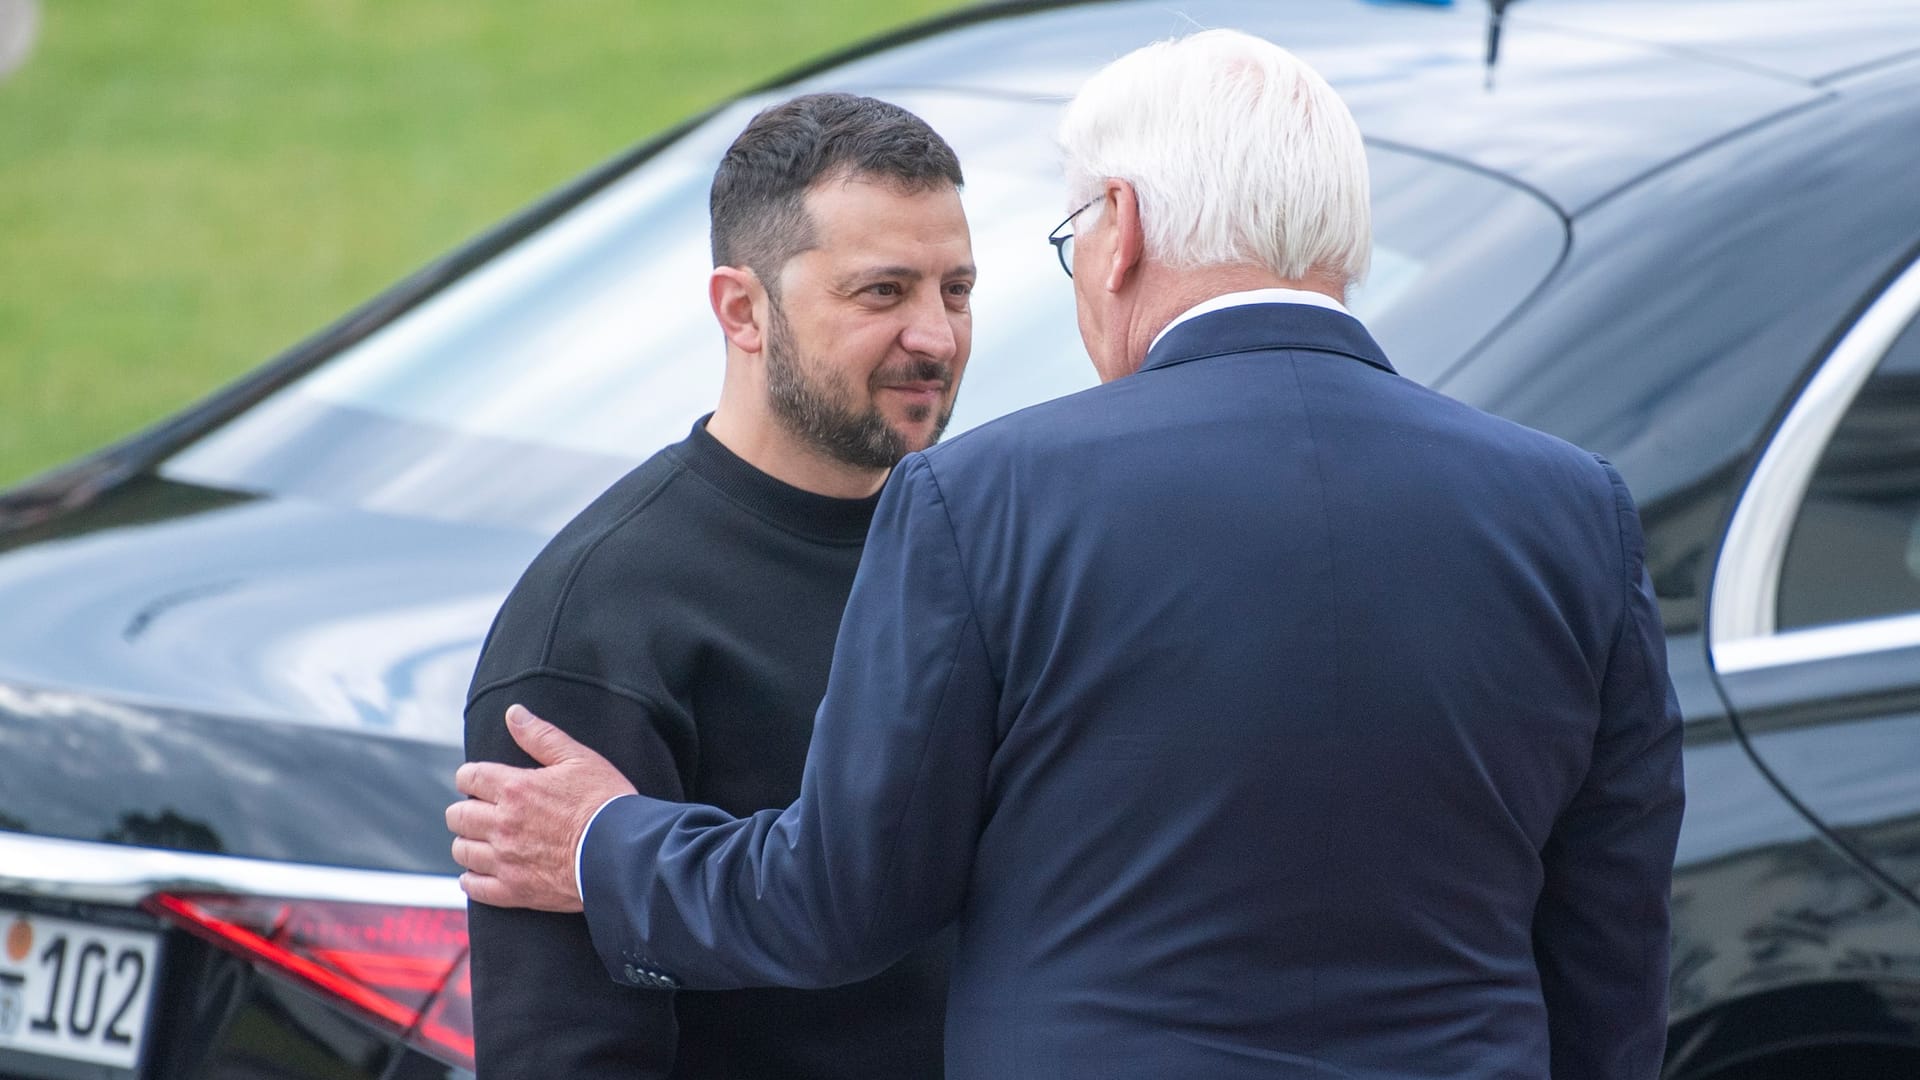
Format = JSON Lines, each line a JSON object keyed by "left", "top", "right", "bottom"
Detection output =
{"left": 710, "top": 266, "right": 767, "bottom": 354}
{"left": 1102, "top": 179, "right": 1145, "bottom": 296}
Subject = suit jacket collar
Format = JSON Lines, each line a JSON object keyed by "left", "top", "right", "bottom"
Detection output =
{"left": 1139, "top": 302, "right": 1397, "bottom": 378}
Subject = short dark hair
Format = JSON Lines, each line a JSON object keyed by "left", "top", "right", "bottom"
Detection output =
{"left": 710, "top": 93, "right": 964, "bottom": 295}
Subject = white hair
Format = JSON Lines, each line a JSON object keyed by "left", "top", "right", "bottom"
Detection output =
{"left": 1058, "top": 29, "right": 1371, "bottom": 285}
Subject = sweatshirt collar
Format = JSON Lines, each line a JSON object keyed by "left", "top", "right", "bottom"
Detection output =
{"left": 678, "top": 416, "right": 880, "bottom": 544}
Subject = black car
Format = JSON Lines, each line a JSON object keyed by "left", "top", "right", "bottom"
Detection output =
{"left": 3, "top": 0, "right": 1920, "bottom": 1076}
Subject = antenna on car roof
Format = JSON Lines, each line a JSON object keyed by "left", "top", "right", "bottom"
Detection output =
{"left": 1484, "top": 0, "right": 1516, "bottom": 91}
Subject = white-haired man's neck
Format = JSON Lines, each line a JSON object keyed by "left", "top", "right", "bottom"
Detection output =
{"left": 1115, "top": 261, "right": 1347, "bottom": 377}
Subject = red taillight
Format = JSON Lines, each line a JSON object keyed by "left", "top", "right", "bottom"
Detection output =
{"left": 145, "top": 893, "right": 474, "bottom": 1069}
{"left": 417, "top": 949, "right": 473, "bottom": 1057}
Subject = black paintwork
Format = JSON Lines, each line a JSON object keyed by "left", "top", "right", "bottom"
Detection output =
{"left": 1444, "top": 55, "right": 1920, "bottom": 635}
{"left": 0, "top": 684, "right": 462, "bottom": 874}
{"left": 5, "top": 2, "right": 1920, "bottom": 1077}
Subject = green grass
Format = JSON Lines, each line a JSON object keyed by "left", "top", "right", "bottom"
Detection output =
{"left": 0, "top": 0, "right": 961, "bottom": 488}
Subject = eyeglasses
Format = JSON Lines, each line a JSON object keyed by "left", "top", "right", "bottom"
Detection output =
{"left": 1047, "top": 197, "right": 1098, "bottom": 279}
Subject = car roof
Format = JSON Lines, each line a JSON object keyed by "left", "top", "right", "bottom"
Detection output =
{"left": 792, "top": 0, "right": 1920, "bottom": 215}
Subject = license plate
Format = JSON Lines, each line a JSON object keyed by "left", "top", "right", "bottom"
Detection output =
{"left": 0, "top": 906, "right": 159, "bottom": 1072}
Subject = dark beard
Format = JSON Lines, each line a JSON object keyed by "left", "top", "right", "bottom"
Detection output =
{"left": 764, "top": 302, "right": 954, "bottom": 470}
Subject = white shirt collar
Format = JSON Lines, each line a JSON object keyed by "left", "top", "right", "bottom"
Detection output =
{"left": 1149, "top": 288, "right": 1351, "bottom": 353}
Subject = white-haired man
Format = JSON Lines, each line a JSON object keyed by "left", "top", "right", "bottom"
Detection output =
{"left": 449, "top": 29, "right": 1684, "bottom": 1080}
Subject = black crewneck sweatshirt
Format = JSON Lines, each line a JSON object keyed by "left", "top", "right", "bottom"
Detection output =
{"left": 465, "top": 416, "right": 948, "bottom": 1079}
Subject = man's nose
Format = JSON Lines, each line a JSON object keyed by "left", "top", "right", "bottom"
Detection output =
{"left": 899, "top": 292, "right": 959, "bottom": 361}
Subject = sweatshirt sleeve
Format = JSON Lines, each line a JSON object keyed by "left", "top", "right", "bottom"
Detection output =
{"left": 466, "top": 670, "right": 693, "bottom": 1078}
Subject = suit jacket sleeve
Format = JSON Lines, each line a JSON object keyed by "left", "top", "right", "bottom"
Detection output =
{"left": 466, "top": 671, "right": 691, "bottom": 1078}
{"left": 1533, "top": 458, "right": 1687, "bottom": 1080}
{"left": 580, "top": 453, "right": 997, "bottom": 990}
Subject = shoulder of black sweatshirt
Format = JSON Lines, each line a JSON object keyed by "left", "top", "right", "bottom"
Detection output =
{"left": 467, "top": 413, "right": 880, "bottom": 812}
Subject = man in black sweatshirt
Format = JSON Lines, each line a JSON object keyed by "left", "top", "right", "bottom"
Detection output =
{"left": 462, "top": 92, "right": 975, "bottom": 1078}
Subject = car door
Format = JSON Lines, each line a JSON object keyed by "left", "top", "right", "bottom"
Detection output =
{"left": 1710, "top": 253, "right": 1920, "bottom": 916}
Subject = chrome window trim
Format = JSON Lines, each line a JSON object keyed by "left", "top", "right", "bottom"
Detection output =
{"left": 0, "top": 830, "right": 464, "bottom": 910}
{"left": 1709, "top": 254, "right": 1920, "bottom": 668}
{"left": 1714, "top": 610, "right": 1920, "bottom": 675}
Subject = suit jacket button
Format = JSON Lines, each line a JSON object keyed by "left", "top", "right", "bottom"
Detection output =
{"left": 622, "top": 964, "right": 642, "bottom": 984}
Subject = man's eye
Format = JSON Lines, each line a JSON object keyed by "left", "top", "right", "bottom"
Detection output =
{"left": 946, "top": 282, "right": 974, "bottom": 297}
{"left": 866, "top": 282, "right": 902, "bottom": 297}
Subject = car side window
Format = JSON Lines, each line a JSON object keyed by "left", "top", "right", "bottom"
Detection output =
{"left": 1777, "top": 314, "right": 1920, "bottom": 631}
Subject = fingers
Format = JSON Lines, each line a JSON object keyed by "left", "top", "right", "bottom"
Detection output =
{"left": 455, "top": 761, "right": 516, "bottom": 801}
{"left": 450, "top": 834, "right": 496, "bottom": 876}
{"left": 505, "top": 703, "right": 589, "bottom": 767}
{"left": 459, "top": 869, "right": 584, "bottom": 914}
{"left": 445, "top": 795, "right": 500, "bottom": 839}
{"left": 460, "top": 871, "right": 508, "bottom": 908}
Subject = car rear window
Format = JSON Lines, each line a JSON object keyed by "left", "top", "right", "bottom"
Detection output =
{"left": 164, "top": 90, "right": 1565, "bottom": 532}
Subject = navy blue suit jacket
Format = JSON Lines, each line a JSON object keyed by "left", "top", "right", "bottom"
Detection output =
{"left": 581, "top": 304, "right": 1686, "bottom": 1079}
